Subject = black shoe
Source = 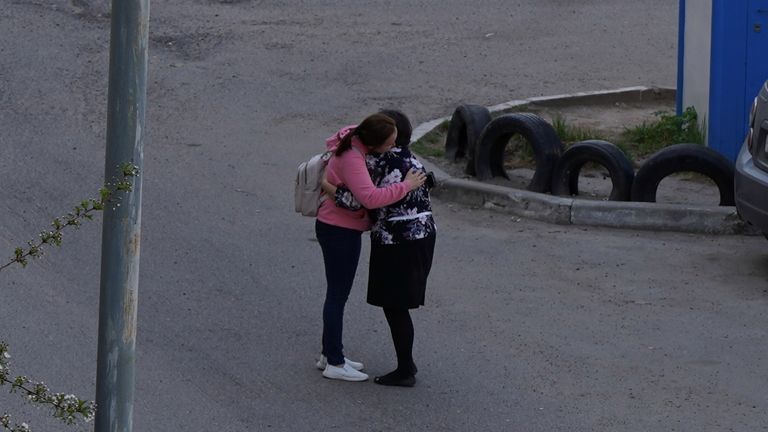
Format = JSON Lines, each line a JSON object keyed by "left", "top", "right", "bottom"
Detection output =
{"left": 374, "top": 370, "right": 416, "bottom": 387}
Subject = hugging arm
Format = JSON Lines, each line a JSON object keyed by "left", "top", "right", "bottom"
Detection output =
{"left": 322, "top": 168, "right": 426, "bottom": 212}
{"left": 322, "top": 169, "right": 426, "bottom": 211}
{"left": 322, "top": 178, "right": 362, "bottom": 211}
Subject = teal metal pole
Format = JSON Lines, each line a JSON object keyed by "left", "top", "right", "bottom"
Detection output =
{"left": 94, "top": 0, "right": 149, "bottom": 431}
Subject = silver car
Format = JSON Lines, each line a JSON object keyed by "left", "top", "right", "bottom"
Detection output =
{"left": 735, "top": 80, "right": 768, "bottom": 238}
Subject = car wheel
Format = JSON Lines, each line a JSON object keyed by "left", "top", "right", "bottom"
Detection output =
{"left": 551, "top": 140, "right": 635, "bottom": 201}
{"left": 474, "top": 113, "right": 564, "bottom": 192}
{"left": 631, "top": 143, "right": 735, "bottom": 206}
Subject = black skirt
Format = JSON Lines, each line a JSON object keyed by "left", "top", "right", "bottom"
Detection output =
{"left": 367, "top": 233, "right": 436, "bottom": 309}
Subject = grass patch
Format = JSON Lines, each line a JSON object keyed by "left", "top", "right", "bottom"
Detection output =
{"left": 503, "top": 135, "right": 535, "bottom": 169}
{"left": 618, "top": 106, "right": 705, "bottom": 158}
{"left": 551, "top": 115, "right": 606, "bottom": 144}
{"left": 548, "top": 116, "right": 636, "bottom": 166}
{"left": 411, "top": 120, "right": 449, "bottom": 158}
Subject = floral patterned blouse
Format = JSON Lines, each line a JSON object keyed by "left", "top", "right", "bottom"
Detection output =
{"left": 334, "top": 147, "right": 436, "bottom": 245}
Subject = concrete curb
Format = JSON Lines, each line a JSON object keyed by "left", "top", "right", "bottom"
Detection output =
{"left": 413, "top": 87, "right": 754, "bottom": 235}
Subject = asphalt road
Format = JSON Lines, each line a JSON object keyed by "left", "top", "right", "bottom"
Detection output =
{"left": 2, "top": 1, "right": 767, "bottom": 431}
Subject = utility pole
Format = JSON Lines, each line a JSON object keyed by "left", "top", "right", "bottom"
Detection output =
{"left": 94, "top": 0, "right": 149, "bottom": 431}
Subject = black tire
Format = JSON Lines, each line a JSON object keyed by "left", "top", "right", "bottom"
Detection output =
{"left": 474, "top": 113, "right": 564, "bottom": 192}
{"left": 444, "top": 104, "right": 492, "bottom": 176}
{"left": 551, "top": 140, "right": 635, "bottom": 201}
{"left": 631, "top": 143, "right": 735, "bottom": 206}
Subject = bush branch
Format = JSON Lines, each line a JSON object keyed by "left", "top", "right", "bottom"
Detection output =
{"left": 0, "top": 163, "right": 138, "bottom": 272}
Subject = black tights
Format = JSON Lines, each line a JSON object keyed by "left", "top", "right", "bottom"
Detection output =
{"left": 383, "top": 307, "right": 416, "bottom": 375}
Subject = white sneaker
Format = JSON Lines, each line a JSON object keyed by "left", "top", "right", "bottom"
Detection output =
{"left": 322, "top": 363, "right": 369, "bottom": 382}
{"left": 316, "top": 355, "right": 364, "bottom": 371}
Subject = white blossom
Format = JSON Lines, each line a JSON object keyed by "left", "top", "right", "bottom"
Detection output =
{"left": 380, "top": 231, "right": 394, "bottom": 244}
{"left": 402, "top": 207, "right": 420, "bottom": 218}
{"left": 379, "top": 169, "right": 403, "bottom": 187}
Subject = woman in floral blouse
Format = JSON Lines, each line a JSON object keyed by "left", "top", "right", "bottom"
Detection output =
{"left": 316, "top": 113, "right": 426, "bottom": 383}
{"left": 326, "top": 110, "right": 436, "bottom": 387}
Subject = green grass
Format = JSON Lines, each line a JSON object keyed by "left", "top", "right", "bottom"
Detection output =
{"left": 503, "top": 135, "right": 535, "bottom": 168}
{"left": 411, "top": 120, "right": 449, "bottom": 158}
{"left": 551, "top": 115, "right": 606, "bottom": 143}
{"left": 618, "top": 106, "right": 706, "bottom": 157}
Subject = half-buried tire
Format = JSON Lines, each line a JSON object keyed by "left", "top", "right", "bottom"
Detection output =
{"left": 474, "top": 113, "right": 564, "bottom": 192}
{"left": 551, "top": 140, "right": 635, "bottom": 201}
{"left": 444, "top": 104, "right": 492, "bottom": 176}
{"left": 631, "top": 143, "right": 735, "bottom": 206}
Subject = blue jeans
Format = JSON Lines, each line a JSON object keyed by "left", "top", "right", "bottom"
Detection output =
{"left": 315, "top": 220, "right": 362, "bottom": 366}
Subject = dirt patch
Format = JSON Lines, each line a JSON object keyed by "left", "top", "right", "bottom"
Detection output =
{"left": 524, "top": 100, "right": 673, "bottom": 142}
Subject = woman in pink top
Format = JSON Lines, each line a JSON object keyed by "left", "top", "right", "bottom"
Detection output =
{"left": 315, "top": 113, "right": 425, "bottom": 382}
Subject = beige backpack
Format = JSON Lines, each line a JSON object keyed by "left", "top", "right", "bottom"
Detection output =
{"left": 294, "top": 150, "right": 332, "bottom": 217}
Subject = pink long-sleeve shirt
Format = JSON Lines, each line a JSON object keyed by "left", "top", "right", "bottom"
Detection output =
{"left": 316, "top": 125, "right": 410, "bottom": 232}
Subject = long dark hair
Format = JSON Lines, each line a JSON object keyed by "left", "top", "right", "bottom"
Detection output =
{"left": 335, "top": 113, "right": 396, "bottom": 156}
{"left": 379, "top": 109, "right": 412, "bottom": 148}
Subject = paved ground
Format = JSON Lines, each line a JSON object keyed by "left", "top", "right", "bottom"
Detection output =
{"left": 2, "top": 1, "right": 768, "bottom": 431}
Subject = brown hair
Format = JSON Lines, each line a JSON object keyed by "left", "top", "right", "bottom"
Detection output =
{"left": 335, "top": 113, "right": 396, "bottom": 156}
{"left": 379, "top": 109, "right": 413, "bottom": 148}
